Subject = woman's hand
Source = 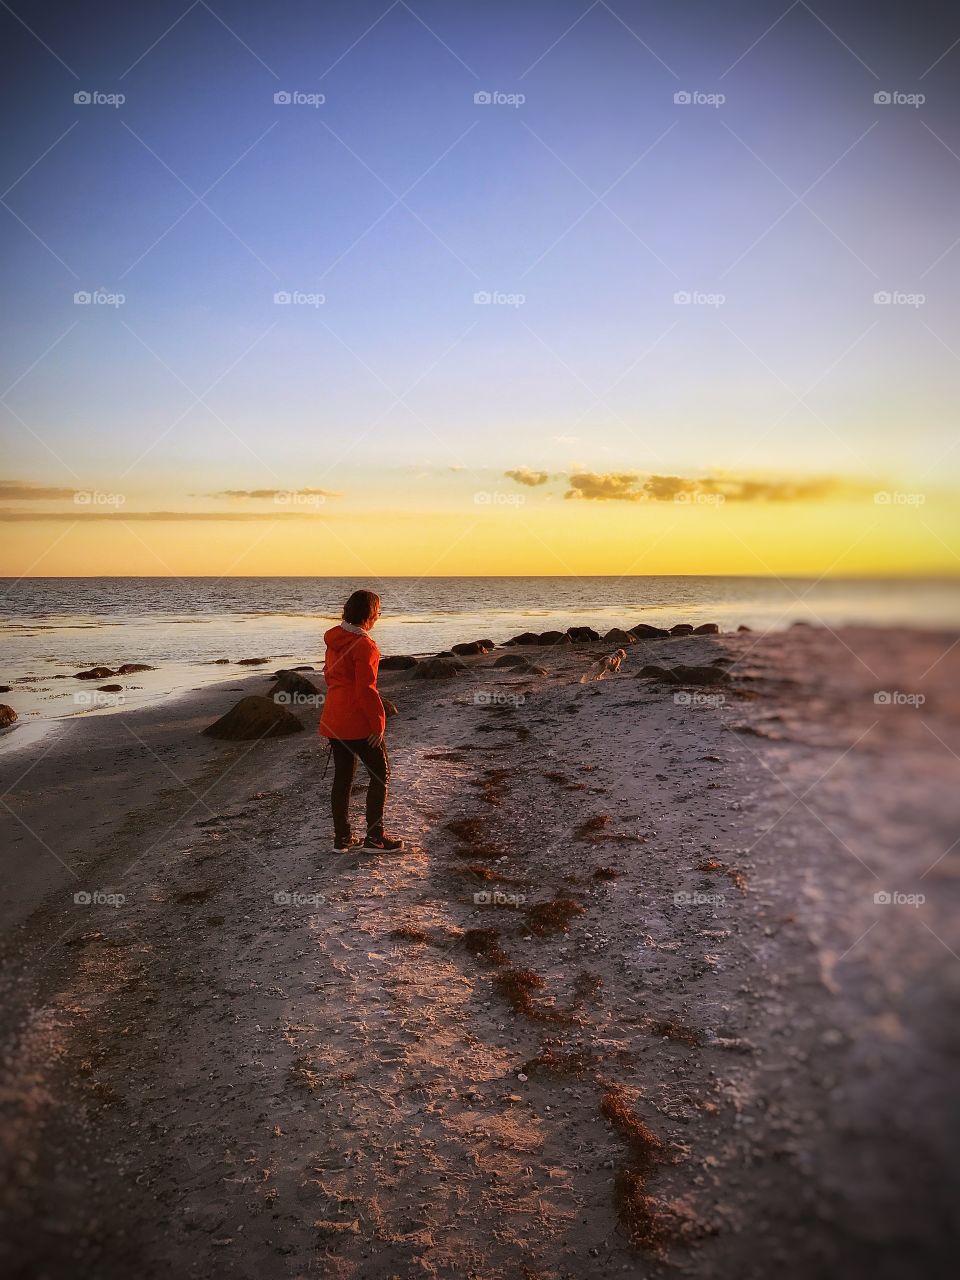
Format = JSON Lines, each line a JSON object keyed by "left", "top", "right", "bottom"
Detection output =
{"left": 366, "top": 731, "right": 384, "bottom": 748}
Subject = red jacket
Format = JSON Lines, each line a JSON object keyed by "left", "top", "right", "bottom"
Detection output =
{"left": 319, "top": 625, "right": 385, "bottom": 740}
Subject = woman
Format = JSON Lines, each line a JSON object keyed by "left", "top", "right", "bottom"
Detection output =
{"left": 319, "top": 589, "right": 403, "bottom": 854}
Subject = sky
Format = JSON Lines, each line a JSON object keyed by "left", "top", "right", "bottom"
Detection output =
{"left": 1, "top": 0, "right": 958, "bottom": 577}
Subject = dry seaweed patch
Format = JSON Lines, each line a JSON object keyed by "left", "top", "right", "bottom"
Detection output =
{"left": 471, "top": 766, "right": 513, "bottom": 805}
{"left": 573, "top": 971, "right": 604, "bottom": 1003}
{"left": 453, "top": 864, "right": 528, "bottom": 887}
{"left": 575, "top": 814, "right": 610, "bottom": 840}
{"left": 520, "top": 1043, "right": 602, "bottom": 1077}
{"left": 389, "top": 926, "right": 430, "bottom": 944}
{"left": 697, "top": 858, "right": 748, "bottom": 891}
{"left": 461, "top": 927, "right": 508, "bottom": 966}
{"left": 592, "top": 866, "right": 619, "bottom": 880}
{"left": 523, "top": 897, "right": 585, "bottom": 936}
{"left": 645, "top": 1018, "right": 703, "bottom": 1047}
{"left": 600, "top": 1086, "right": 668, "bottom": 1165}
{"left": 289, "top": 1055, "right": 322, "bottom": 1093}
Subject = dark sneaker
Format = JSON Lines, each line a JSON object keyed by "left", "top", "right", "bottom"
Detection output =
{"left": 332, "top": 836, "right": 359, "bottom": 854}
{"left": 363, "top": 833, "right": 404, "bottom": 852}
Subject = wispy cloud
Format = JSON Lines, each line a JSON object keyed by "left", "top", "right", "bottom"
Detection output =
{"left": 206, "top": 487, "right": 342, "bottom": 499}
{"left": 0, "top": 510, "right": 323, "bottom": 523}
{"left": 505, "top": 468, "right": 550, "bottom": 487}
{"left": 565, "top": 472, "right": 853, "bottom": 503}
{"left": 0, "top": 479, "right": 78, "bottom": 500}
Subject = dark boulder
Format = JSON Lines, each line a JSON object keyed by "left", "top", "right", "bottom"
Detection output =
{"left": 268, "top": 670, "right": 321, "bottom": 702}
{"left": 670, "top": 665, "right": 730, "bottom": 685}
{"left": 116, "top": 663, "right": 155, "bottom": 674}
{"left": 379, "top": 654, "right": 418, "bottom": 671}
{"left": 737, "top": 625, "right": 752, "bottom": 632}
{"left": 74, "top": 666, "right": 116, "bottom": 680}
{"left": 202, "top": 695, "right": 304, "bottom": 740}
{"left": 452, "top": 641, "right": 487, "bottom": 656}
{"left": 603, "top": 628, "right": 635, "bottom": 644}
{"left": 292, "top": 664, "right": 315, "bottom": 671}
{"left": 567, "top": 626, "right": 600, "bottom": 643}
{"left": 211, "top": 658, "right": 230, "bottom": 665}
{"left": 0, "top": 704, "right": 17, "bottom": 728}
{"left": 477, "top": 639, "right": 496, "bottom": 651}
{"left": 413, "top": 658, "right": 464, "bottom": 680}
{"left": 97, "top": 684, "right": 123, "bottom": 693}
{"left": 693, "top": 623, "right": 720, "bottom": 635}
{"left": 670, "top": 624, "right": 695, "bottom": 636}
{"left": 628, "top": 623, "right": 670, "bottom": 638}
{"left": 537, "top": 630, "right": 572, "bottom": 646}
{"left": 0, "top": 685, "right": 10, "bottom": 694}
{"left": 236, "top": 657, "right": 270, "bottom": 666}
{"left": 637, "top": 665, "right": 681, "bottom": 683}
{"left": 493, "top": 653, "right": 530, "bottom": 668}
{"left": 505, "top": 632, "right": 541, "bottom": 647}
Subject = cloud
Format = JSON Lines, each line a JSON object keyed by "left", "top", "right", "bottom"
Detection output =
{"left": 0, "top": 480, "right": 79, "bottom": 500}
{"left": 505, "top": 468, "right": 550, "bottom": 487}
{"left": 0, "top": 510, "right": 323, "bottom": 522}
{"left": 565, "top": 472, "right": 849, "bottom": 503}
{"left": 207, "top": 487, "right": 342, "bottom": 499}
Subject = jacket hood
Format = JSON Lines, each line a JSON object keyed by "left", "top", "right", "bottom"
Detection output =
{"left": 323, "top": 624, "right": 374, "bottom": 652}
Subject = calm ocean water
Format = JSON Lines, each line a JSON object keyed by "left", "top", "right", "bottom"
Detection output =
{"left": 1, "top": 576, "right": 958, "bottom": 734}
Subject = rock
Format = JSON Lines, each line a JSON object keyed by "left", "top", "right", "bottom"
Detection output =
{"left": 0, "top": 705, "right": 17, "bottom": 728}
{"left": 268, "top": 670, "right": 320, "bottom": 701}
{"left": 492, "top": 654, "right": 530, "bottom": 668}
{"left": 670, "top": 665, "right": 730, "bottom": 685}
{"left": 74, "top": 666, "right": 116, "bottom": 680}
{"left": 212, "top": 658, "right": 230, "bottom": 664}
{"left": 413, "top": 658, "right": 464, "bottom": 680}
{"left": 236, "top": 657, "right": 270, "bottom": 666}
{"left": 379, "top": 654, "right": 418, "bottom": 671}
{"left": 537, "top": 630, "right": 572, "bottom": 646}
{"left": 97, "top": 684, "right": 123, "bottom": 692}
{"left": 452, "top": 641, "right": 488, "bottom": 656}
{"left": 737, "top": 624, "right": 752, "bottom": 632}
{"left": 628, "top": 623, "right": 670, "bottom": 638}
{"left": 693, "top": 623, "right": 720, "bottom": 635}
{"left": 202, "top": 695, "right": 303, "bottom": 740}
{"left": 292, "top": 664, "right": 315, "bottom": 671}
{"left": 505, "top": 632, "right": 541, "bottom": 646}
{"left": 382, "top": 697, "right": 399, "bottom": 718}
{"left": 522, "top": 664, "right": 547, "bottom": 676}
{"left": 116, "top": 663, "right": 155, "bottom": 674}
{"left": 0, "top": 686, "right": 10, "bottom": 694}
{"left": 566, "top": 626, "right": 600, "bottom": 642}
{"left": 670, "top": 624, "right": 695, "bottom": 635}
{"left": 602, "top": 628, "right": 635, "bottom": 644}
{"left": 477, "top": 639, "right": 496, "bottom": 651}
{"left": 637, "top": 665, "right": 681, "bottom": 683}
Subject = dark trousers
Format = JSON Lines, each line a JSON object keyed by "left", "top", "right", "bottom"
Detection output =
{"left": 329, "top": 738, "right": 389, "bottom": 840}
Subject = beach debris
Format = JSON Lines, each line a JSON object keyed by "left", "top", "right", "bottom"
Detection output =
{"left": 524, "top": 897, "right": 585, "bottom": 936}
{"left": 567, "top": 626, "right": 600, "bottom": 642}
{"left": 413, "top": 658, "right": 464, "bottom": 680}
{"left": 201, "top": 695, "right": 304, "bottom": 740}
{"left": 0, "top": 704, "right": 18, "bottom": 728}
{"left": 379, "top": 654, "right": 418, "bottom": 670}
{"left": 73, "top": 666, "right": 116, "bottom": 680}
{"left": 236, "top": 657, "right": 270, "bottom": 665}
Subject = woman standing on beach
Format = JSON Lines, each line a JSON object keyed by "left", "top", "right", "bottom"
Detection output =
{"left": 319, "top": 589, "right": 403, "bottom": 854}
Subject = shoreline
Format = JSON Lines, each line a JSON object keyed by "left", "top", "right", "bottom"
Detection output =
{"left": 1, "top": 623, "right": 958, "bottom": 1277}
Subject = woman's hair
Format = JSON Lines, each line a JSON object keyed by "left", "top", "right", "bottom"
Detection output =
{"left": 342, "top": 589, "right": 381, "bottom": 626}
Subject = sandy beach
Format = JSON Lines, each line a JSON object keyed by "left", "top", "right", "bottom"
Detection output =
{"left": 1, "top": 624, "right": 958, "bottom": 1279}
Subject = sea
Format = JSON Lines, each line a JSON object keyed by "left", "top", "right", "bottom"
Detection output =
{"left": 1, "top": 576, "right": 957, "bottom": 738}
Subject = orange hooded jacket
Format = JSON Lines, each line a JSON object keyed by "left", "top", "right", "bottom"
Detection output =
{"left": 318, "top": 624, "right": 386, "bottom": 741}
